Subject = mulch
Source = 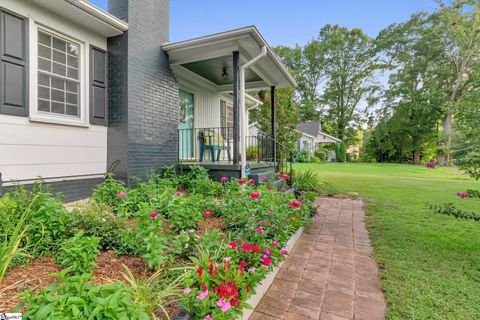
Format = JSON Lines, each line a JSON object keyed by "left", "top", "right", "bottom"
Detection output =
{"left": 0, "top": 251, "right": 152, "bottom": 312}
{"left": 196, "top": 217, "right": 225, "bottom": 235}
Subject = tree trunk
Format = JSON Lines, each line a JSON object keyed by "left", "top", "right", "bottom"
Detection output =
{"left": 413, "top": 149, "right": 421, "bottom": 165}
{"left": 443, "top": 111, "right": 453, "bottom": 161}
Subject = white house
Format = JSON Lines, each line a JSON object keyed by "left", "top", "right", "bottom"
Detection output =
{"left": 295, "top": 121, "right": 341, "bottom": 159}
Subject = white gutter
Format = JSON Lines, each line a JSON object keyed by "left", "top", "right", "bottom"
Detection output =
{"left": 66, "top": 0, "right": 129, "bottom": 32}
{"left": 240, "top": 46, "right": 267, "bottom": 178}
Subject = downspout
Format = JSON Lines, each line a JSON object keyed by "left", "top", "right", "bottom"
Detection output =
{"left": 240, "top": 46, "right": 267, "bottom": 178}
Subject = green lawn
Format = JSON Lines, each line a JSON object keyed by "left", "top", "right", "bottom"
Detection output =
{"left": 295, "top": 163, "right": 480, "bottom": 320}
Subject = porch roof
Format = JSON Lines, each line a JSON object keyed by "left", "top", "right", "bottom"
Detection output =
{"left": 163, "top": 26, "right": 296, "bottom": 92}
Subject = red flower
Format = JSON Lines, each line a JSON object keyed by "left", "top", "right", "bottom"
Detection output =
{"left": 280, "top": 174, "right": 290, "bottom": 180}
{"left": 262, "top": 176, "right": 270, "bottom": 181}
{"left": 197, "top": 265, "right": 203, "bottom": 277}
{"left": 248, "top": 179, "right": 255, "bottom": 185}
{"left": 250, "top": 192, "right": 260, "bottom": 199}
{"left": 456, "top": 191, "right": 470, "bottom": 199}
{"left": 262, "top": 257, "right": 272, "bottom": 266}
{"left": 214, "top": 281, "right": 240, "bottom": 307}
{"left": 229, "top": 241, "right": 237, "bottom": 249}
{"left": 220, "top": 176, "right": 229, "bottom": 182}
{"left": 238, "top": 179, "right": 246, "bottom": 184}
{"left": 203, "top": 210, "right": 214, "bottom": 217}
{"left": 288, "top": 201, "right": 301, "bottom": 208}
{"left": 242, "top": 243, "right": 252, "bottom": 251}
{"left": 252, "top": 245, "right": 262, "bottom": 253}
{"left": 149, "top": 211, "right": 159, "bottom": 218}
{"left": 239, "top": 261, "right": 248, "bottom": 268}
{"left": 267, "top": 185, "right": 273, "bottom": 190}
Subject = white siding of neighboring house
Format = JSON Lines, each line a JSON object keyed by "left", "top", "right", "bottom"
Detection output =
{"left": 0, "top": 0, "right": 108, "bottom": 182}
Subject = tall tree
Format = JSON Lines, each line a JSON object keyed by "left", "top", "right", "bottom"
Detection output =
{"left": 319, "top": 25, "right": 379, "bottom": 141}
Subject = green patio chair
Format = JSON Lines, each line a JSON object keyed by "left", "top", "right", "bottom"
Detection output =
{"left": 199, "top": 130, "right": 231, "bottom": 162}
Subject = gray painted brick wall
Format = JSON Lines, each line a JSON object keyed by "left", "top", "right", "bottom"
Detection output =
{"left": 108, "top": 0, "right": 180, "bottom": 182}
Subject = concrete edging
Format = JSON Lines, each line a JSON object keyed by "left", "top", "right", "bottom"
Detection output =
{"left": 241, "top": 226, "right": 305, "bottom": 320}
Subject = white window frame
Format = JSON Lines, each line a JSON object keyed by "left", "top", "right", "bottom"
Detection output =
{"left": 29, "top": 22, "right": 89, "bottom": 127}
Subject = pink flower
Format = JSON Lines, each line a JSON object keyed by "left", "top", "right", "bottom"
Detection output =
{"left": 267, "top": 185, "right": 273, "bottom": 190}
{"left": 250, "top": 192, "right": 260, "bottom": 199}
{"left": 456, "top": 191, "right": 470, "bottom": 199}
{"left": 262, "top": 176, "right": 270, "bottom": 181}
{"left": 248, "top": 179, "right": 255, "bottom": 185}
{"left": 116, "top": 192, "right": 126, "bottom": 198}
{"left": 204, "top": 316, "right": 212, "bottom": 320}
{"left": 247, "top": 267, "right": 256, "bottom": 272}
{"left": 174, "top": 191, "right": 182, "bottom": 196}
{"left": 266, "top": 210, "right": 273, "bottom": 215}
{"left": 265, "top": 249, "right": 271, "bottom": 256}
{"left": 228, "top": 241, "right": 237, "bottom": 249}
{"left": 238, "top": 179, "right": 246, "bottom": 184}
{"left": 262, "top": 254, "right": 268, "bottom": 259}
{"left": 255, "top": 226, "right": 265, "bottom": 234}
{"left": 280, "top": 174, "right": 290, "bottom": 180}
{"left": 281, "top": 249, "right": 288, "bottom": 255}
{"left": 258, "top": 220, "right": 265, "bottom": 225}
{"left": 149, "top": 211, "right": 159, "bottom": 218}
{"left": 271, "top": 241, "right": 278, "bottom": 247}
{"left": 288, "top": 201, "right": 301, "bottom": 208}
{"left": 224, "top": 257, "right": 231, "bottom": 262}
{"left": 183, "top": 287, "right": 191, "bottom": 294}
{"left": 203, "top": 210, "right": 214, "bottom": 217}
{"left": 216, "top": 299, "right": 231, "bottom": 312}
{"left": 220, "top": 176, "right": 229, "bottom": 183}
{"left": 196, "top": 289, "right": 209, "bottom": 300}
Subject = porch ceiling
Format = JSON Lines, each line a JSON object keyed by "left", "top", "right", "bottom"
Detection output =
{"left": 163, "top": 26, "right": 296, "bottom": 92}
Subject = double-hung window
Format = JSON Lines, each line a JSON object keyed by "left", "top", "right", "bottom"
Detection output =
{"left": 37, "top": 29, "right": 81, "bottom": 118}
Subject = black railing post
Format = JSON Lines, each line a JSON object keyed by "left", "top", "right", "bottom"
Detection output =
{"left": 233, "top": 51, "right": 240, "bottom": 165}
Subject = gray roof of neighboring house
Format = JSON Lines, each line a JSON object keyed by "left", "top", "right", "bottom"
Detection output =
{"left": 296, "top": 121, "right": 321, "bottom": 137}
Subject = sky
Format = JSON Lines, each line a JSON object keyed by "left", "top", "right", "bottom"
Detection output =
{"left": 89, "top": 0, "right": 438, "bottom": 47}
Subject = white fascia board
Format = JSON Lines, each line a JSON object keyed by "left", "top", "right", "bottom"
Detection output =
{"left": 65, "top": 0, "right": 128, "bottom": 32}
{"left": 317, "top": 131, "right": 342, "bottom": 143}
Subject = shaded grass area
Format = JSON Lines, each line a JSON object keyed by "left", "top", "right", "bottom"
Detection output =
{"left": 295, "top": 163, "right": 480, "bottom": 320}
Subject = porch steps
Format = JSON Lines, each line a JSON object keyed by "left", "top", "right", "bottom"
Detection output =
{"left": 248, "top": 169, "right": 276, "bottom": 185}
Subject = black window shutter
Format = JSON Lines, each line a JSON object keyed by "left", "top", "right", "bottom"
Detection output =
{"left": 0, "top": 9, "right": 28, "bottom": 116}
{"left": 89, "top": 46, "right": 107, "bottom": 125}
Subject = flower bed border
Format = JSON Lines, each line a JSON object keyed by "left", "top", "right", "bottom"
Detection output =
{"left": 241, "top": 226, "right": 305, "bottom": 320}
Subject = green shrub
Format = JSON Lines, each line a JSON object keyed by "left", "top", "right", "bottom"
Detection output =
{"left": 172, "top": 230, "right": 198, "bottom": 258}
{"left": 16, "top": 272, "right": 150, "bottom": 319}
{"left": 294, "top": 148, "right": 310, "bottom": 163}
{"left": 314, "top": 149, "right": 327, "bottom": 161}
{"left": 310, "top": 157, "right": 321, "bottom": 164}
{"left": 430, "top": 203, "right": 480, "bottom": 221}
{"left": 69, "top": 203, "right": 129, "bottom": 250}
{"left": 56, "top": 231, "right": 100, "bottom": 275}
{"left": 336, "top": 142, "right": 347, "bottom": 162}
{"left": 455, "top": 149, "right": 480, "bottom": 180}
{"left": 92, "top": 173, "right": 127, "bottom": 207}
{"left": 292, "top": 169, "right": 324, "bottom": 193}
{"left": 198, "top": 228, "right": 224, "bottom": 254}
{"left": 246, "top": 145, "right": 258, "bottom": 161}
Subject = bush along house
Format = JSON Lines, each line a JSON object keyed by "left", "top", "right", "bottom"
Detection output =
{"left": 0, "top": 0, "right": 296, "bottom": 201}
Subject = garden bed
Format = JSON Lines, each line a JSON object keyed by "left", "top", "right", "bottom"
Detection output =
{"left": 0, "top": 166, "right": 318, "bottom": 319}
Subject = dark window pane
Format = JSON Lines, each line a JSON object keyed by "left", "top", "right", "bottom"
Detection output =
{"left": 38, "top": 45, "right": 51, "bottom": 59}
{"left": 51, "top": 76, "right": 65, "bottom": 90}
{"left": 66, "top": 104, "right": 78, "bottom": 116}
{"left": 67, "top": 55, "right": 78, "bottom": 68}
{"left": 51, "top": 89, "right": 65, "bottom": 102}
{"left": 38, "top": 99, "right": 50, "bottom": 112}
{"left": 53, "top": 37, "right": 66, "bottom": 52}
{"left": 53, "top": 50, "right": 66, "bottom": 64}
{"left": 38, "top": 86, "right": 50, "bottom": 100}
{"left": 52, "top": 62, "right": 66, "bottom": 76}
{"left": 66, "top": 81, "right": 79, "bottom": 93}
{"left": 66, "top": 92, "right": 78, "bottom": 105}
{"left": 38, "top": 31, "right": 51, "bottom": 46}
{"left": 67, "top": 67, "right": 78, "bottom": 80}
{"left": 38, "top": 73, "right": 50, "bottom": 86}
{"left": 38, "top": 58, "right": 51, "bottom": 72}
{"left": 51, "top": 102, "right": 65, "bottom": 114}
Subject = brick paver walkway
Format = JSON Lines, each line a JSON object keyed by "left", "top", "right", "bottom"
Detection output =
{"left": 250, "top": 197, "right": 386, "bottom": 320}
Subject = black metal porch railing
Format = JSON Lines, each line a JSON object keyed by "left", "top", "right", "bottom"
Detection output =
{"left": 178, "top": 127, "right": 294, "bottom": 183}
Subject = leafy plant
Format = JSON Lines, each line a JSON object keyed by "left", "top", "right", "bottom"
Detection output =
{"left": 466, "top": 189, "right": 480, "bottom": 198}
{"left": 120, "top": 264, "right": 185, "bottom": 319}
{"left": 455, "top": 149, "right": 480, "bottom": 180}
{"left": 198, "top": 229, "right": 224, "bottom": 255}
{"left": 69, "top": 202, "right": 129, "bottom": 250}
{"left": 430, "top": 203, "right": 480, "bottom": 221}
{"left": 292, "top": 169, "right": 325, "bottom": 192}
{"left": 56, "top": 231, "right": 100, "bottom": 275}
{"left": 336, "top": 142, "right": 347, "bottom": 162}
{"left": 16, "top": 271, "right": 150, "bottom": 319}
{"left": 92, "top": 173, "right": 127, "bottom": 207}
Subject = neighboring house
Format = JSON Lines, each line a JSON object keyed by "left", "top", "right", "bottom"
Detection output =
{"left": 0, "top": 0, "right": 295, "bottom": 200}
{"left": 295, "top": 122, "right": 341, "bottom": 160}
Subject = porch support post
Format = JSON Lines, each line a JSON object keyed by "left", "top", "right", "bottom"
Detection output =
{"left": 271, "top": 86, "right": 276, "bottom": 162}
{"left": 232, "top": 51, "right": 240, "bottom": 165}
